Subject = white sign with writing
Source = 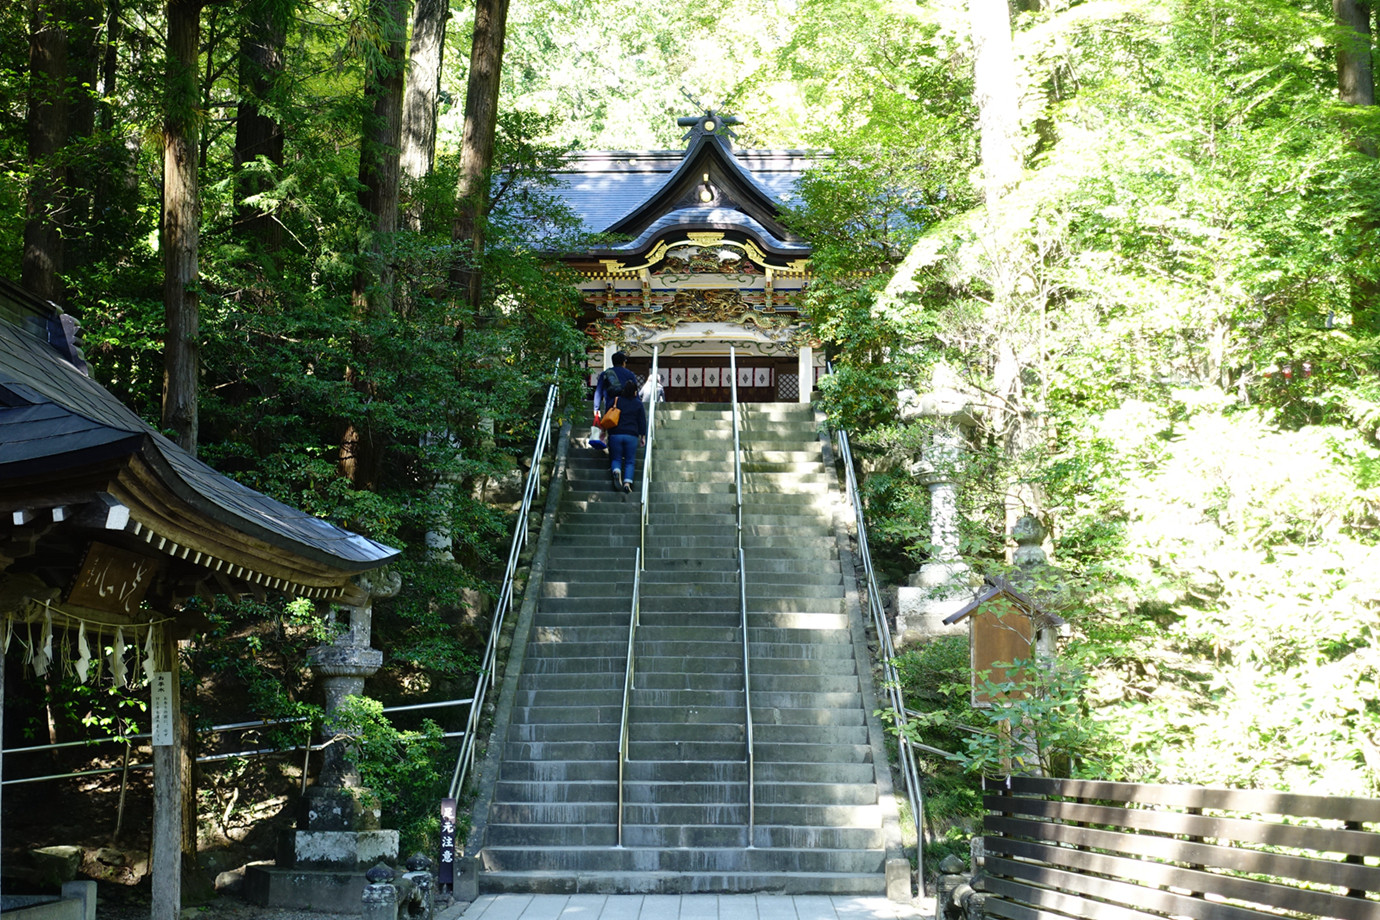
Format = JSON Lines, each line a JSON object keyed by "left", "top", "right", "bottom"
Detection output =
{"left": 151, "top": 671, "right": 174, "bottom": 746}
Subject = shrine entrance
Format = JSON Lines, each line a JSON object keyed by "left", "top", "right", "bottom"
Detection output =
{"left": 626, "top": 354, "right": 803, "bottom": 403}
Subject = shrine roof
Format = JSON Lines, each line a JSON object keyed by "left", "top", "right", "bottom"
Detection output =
{"left": 547, "top": 116, "right": 820, "bottom": 253}
{"left": 0, "top": 281, "right": 399, "bottom": 574}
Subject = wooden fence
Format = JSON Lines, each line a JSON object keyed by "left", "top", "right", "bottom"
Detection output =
{"left": 978, "top": 775, "right": 1380, "bottom": 920}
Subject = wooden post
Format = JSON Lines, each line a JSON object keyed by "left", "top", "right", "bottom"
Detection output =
{"left": 150, "top": 621, "right": 182, "bottom": 920}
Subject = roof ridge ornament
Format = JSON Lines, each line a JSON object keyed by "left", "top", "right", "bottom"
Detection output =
{"left": 677, "top": 109, "right": 740, "bottom": 146}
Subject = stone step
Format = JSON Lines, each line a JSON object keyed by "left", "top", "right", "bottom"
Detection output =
{"left": 652, "top": 450, "right": 821, "bottom": 464}
{"left": 626, "top": 739, "right": 747, "bottom": 761}
{"left": 519, "top": 653, "right": 628, "bottom": 673}
{"left": 621, "top": 760, "right": 748, "bottom": 782}
{"left": 635, "top": 654, "right": 744, "bottom": 675}
{"left": 496, "top": 760, "right": 618, "bottom": 783}
{"left": 503, "top": 740, "right": 618, "bottom": 761}
{"left": 754, "top": 761, "right": 877, "bottom": 785}
{"left": 476, "top": 868, "right": 887, "bottom": 896}
{"left": 629, "top": 722, "right": 746, "bottom": 743}
{"left": 637, "top": 611, "right": 850, "bottom": 629}
{"left": 509, "top": 706, "right": 623, "bottom": 725}
{"left": 627, "top": 704, "right": 864, "bottom": 728}
{"left": 494, "top": 780, "right": 618, "bottom": 803}
{"left": 479, "top": 845, "right": 885, "bottom": 875}
{"left": 515, "top": 672, "right": 624, "bottom": 691}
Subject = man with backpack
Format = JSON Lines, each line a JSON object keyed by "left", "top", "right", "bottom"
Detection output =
{"left": 590, "top": 352, "right": 639, "bottom": 450}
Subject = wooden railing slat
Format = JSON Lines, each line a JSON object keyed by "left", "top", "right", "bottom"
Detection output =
{"left": 985, "top": 815, "right": 1380, "bottom": 893}
{"left": 1002, "top": 776, "right": 1380, "bottom": 824}
{"left": 986, "top": 836, "right": 1380, "bottom": 920}
{"left": 985, "top": 856, "right": 1284, "bottom": 920}
{"left": 984, "top": 876, "right": 1162, "bottom": 920}
{"left": 984, "top": 794, "right": 1380, "bottom": 859}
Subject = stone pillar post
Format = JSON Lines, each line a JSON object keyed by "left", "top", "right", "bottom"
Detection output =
{"left": 292, "top": 570, "right": 402, "bottom": 867}
{"left": 797, "top": 344, "right": 814, "bottom": 404}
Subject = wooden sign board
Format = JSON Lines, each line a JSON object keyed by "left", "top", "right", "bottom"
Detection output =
{"left": 67, "top": 542, "right": 160, "bottom": 615}
{"left": 970, "top": 595, "right": 1035, "bottom": 708}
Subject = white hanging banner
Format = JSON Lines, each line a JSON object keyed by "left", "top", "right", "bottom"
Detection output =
{"left": 754, "top": 367, "right": 771, "bottom": 388}
{"left": 687, "top": 367, "right": 703, "bottom": 387}
{"left": 704, "top": 368, "right": 720, "bottom": 387}
{"left": 75, "top": 622, "right": 91, "bottom": 683}
{"left": 738, "top": 366, "right": 753, "bottom": 387}
{"left": 657, "top": 368, "right": 669, "bottom": 387}
{"left": 151, "top": 671, "right": 175, "bottom": 746}
{"left": 671, "top": 367, "right": 686, "bottom": 387}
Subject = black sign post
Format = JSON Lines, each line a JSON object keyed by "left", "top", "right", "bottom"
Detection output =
{"left": 438, "top": 797, "right": 457, "bottom": 891}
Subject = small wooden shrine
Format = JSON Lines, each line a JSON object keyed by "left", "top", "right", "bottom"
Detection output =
{"left": 0, "top": 279, "right": 399, "bottom": 918}
{"left": 943, "top": 579, "right": 1068, "bottom": 707}
{"left": 547, "top": 112, "right": 822, "bottom": 401}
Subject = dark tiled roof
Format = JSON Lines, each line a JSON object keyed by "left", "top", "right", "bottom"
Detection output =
{"left": 0, "top": 313, "right": 398, "bottom": 571}
{"left": 549, "top": 146, "right": 817, "bottom": 243}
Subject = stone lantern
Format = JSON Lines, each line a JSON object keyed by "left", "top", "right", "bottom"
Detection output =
{"left": 894, "top": 365, "right": 981, "bottom": 646}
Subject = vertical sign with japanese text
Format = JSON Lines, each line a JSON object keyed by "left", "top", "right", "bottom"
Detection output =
{"left": 151, "top": 671, "right": 174, "bottom": 746}
{"left": 438, "top": 797, "right": 457, "bottom": 887}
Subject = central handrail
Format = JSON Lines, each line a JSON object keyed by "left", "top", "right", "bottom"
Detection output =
{"left": 448, "top": 362, "right": 562, "bottom": 799}
{"left": 639, "top": 348, "right": 659, "bottom": 562}
{"left": 616, "top": 547, "right": 641, "bottom": 847}
{"left": 729, "top": 347, "right": 756, "bottom": 844}
{"left": 618, "top": 348, "right": 657, "bottom": 846}
{"left": 827, "top": 362, "right": 927, "bottom": 896}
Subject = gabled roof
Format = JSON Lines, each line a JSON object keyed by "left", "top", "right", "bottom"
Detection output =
{"left": 942, "top": 578, "right": 1069, "bottom": 629}
{"left": 0, "top": 283, "right": 398, "bottom": 606}
{"left": 547, "top": 115, "right": 819, "bottom": 256}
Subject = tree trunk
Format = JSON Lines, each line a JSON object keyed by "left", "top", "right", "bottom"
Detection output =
{"left": 967, "top": 0, "right": 1021, "bottom": 206}
{"left": 351, "top": 0, "right": 410, "bottom": 317}
{"left": 450, "top": 0, "right": 510, "bottom": 309}
{"left": 162, "top": 0, "right": 201, "bottom": 455}
{"left": 400, "top": 0, "right": 447, "bottom": 195}
{"left": 23, "top": 0, "right": 70, "bottom": 304}
{"left": 1336, "top": 0, "right": 1375, "bottom": 105}
{"left": 233, "top": 0, "right": 286, "bottom": 253}
{"left": 64, "top": 0, "right": 101, "bottom": 275}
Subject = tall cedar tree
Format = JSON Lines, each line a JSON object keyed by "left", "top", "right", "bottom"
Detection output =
{"left": 400, "top": 0, "right": 447, "bottom": 195}
{"left": 451, "top": 0, "right": 509, "bottom": 309}
{"left": 234, "top": 0, "right": 287, "bottom": 255}
{"left": 1335, "top": 0, "right": 1375, "bottom": 105}
{"left": 351, "top": 0, "right": 410, "bottom": 317}
{"left": 163, "top": 0, "right": 201, "bottom": 455}
{"left": 23, "top": 0, "right": 69, "bottom": 303}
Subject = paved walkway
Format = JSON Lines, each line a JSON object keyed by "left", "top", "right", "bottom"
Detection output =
{"left": 450, "top": 894, "right": 935, "bottom": 920}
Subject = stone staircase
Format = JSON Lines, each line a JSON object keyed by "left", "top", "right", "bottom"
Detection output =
{"left": 473, "top": 402, "right": 900, "bottom": 895}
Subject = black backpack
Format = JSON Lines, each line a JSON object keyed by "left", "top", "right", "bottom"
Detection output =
{"left": 601, "top": 367, "right": 623, "bottom": 405}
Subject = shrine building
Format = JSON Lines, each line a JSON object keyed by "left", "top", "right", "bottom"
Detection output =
{"left": 548, "top": 113, "right": 821, "bottom": 401}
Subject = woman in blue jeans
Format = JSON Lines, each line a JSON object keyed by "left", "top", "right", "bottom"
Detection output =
{"left": 606, "top": 380, "right": 647, "bottom": 492}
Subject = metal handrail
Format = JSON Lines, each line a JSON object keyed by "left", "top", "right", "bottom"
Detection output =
{"left": 616, "top": 548, "right": 642, "bottom": 846}
{"left": 729, "top": 347, "right": 756, "bottom": 843}
{"left": 640, "top": 348, "right": 659, "bottom": 564}
{"left": 447, "top": 364, "right": 563, "bottom": 799}
{"left": 617, "top": 349, "right": 658, "bottom": 845}
{"left": 827, "top": 363, "right": 927, "bottom": 896}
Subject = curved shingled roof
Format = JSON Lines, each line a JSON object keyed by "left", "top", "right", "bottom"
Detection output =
{"left": 547, "top": 117, "right": 819, "bottom": 255}
{"left": 0, "top": 280, "right": 398, "bottom": 578}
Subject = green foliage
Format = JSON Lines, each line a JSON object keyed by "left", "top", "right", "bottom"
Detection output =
{"left": 331, "top": 695, "right": 446, "bottom": 854}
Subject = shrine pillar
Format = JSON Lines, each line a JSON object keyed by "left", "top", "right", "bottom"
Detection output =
{"left": 797, "top": 344, "right": 813, "bottom": 404}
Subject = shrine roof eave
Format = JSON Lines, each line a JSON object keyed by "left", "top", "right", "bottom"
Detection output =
{"left": 0, "top": 320, "right": 399, "bottom": 586}
{"left": 551, "top": 211, "right": 812, "bottom": 272}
